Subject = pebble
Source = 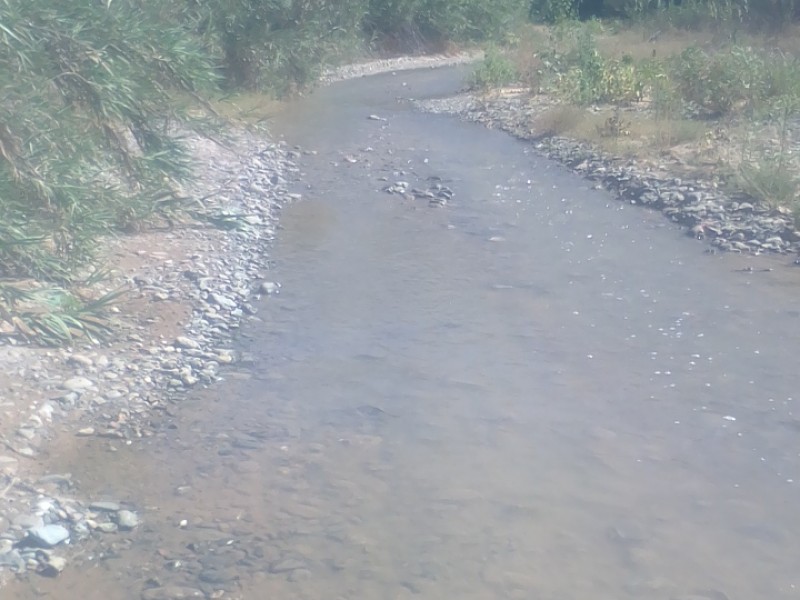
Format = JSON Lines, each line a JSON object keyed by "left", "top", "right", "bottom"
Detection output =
{"left": 89, "top": 501, "right": 121, "bottom": 512}
{"left": 259, "top": 281, "right": 280, "bottom": 294}
{"left": 141, "top": 587, "right": 206, "bottom": 600}
{"left": 61, "top": 377, "right": 94, "bottom": 392}
{"left": 115, "top": 510, "right": 139, "bottom": 531}
{"left": 175, "top": 336, "right": 200, "bottom": 350}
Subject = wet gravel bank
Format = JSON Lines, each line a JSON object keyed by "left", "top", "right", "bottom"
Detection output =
{"left": 416, "top": 93, "right": 800, "bottom": 259}
{"left": 0, "top": 131, "right": 300, "bottom": 585}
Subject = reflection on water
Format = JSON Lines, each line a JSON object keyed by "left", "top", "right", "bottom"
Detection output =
{"left": 10, "top": 68, "right": 800, "bottom": 600}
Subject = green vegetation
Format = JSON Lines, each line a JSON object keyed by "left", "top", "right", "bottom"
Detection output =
{"left": 0, "top": 0, "right": 527, "bottom": 344}
{"left": 470, "top": 46, "right": 520, "bottom": 89}
{"left": 472, "top": 15, "right": 800, "bottom": 215}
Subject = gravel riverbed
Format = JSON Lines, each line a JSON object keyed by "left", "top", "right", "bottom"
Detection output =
{"left": 320, "top": 51, "right": 479, "bottom": 84}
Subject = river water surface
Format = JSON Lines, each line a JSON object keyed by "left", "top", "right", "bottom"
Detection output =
{"left": 10, "top": 67, "right": 800, "bottom": 600}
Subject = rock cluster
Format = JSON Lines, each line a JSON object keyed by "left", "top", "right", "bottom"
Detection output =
{"left": 382, "top": 179, "right": 454, "bottom": 207}
{"left": 0, "top": 477, "right": 138, "bottom": 578}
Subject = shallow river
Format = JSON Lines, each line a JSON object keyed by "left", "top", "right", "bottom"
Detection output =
{"left": 10, "top": 67, "right": 800, "bottom": 600}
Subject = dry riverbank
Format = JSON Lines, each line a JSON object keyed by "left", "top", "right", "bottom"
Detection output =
{"left": 0, "top": 131, "right": 299, "bottom": 584}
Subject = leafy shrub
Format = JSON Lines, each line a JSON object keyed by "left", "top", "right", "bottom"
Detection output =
{"left": 673, "top": 46, "right": 800, "bottom": 116}
{"left": 470, "top": 47, "right": 520, "bottom": 89}
{"left": 738, "top": 160, "right": 799, "bottom": 209}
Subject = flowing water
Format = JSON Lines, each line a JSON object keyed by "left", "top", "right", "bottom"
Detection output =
{"left": 9, "top": 67, "right": 800, "bottom": 600}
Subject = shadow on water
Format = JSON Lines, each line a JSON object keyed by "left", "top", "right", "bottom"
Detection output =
{"left": 10, "top": 66, "right": 800, "bottom": 599}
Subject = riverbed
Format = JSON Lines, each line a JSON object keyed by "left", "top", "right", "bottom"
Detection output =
{"left": 6, "top": 65, "right": 800, "bottom": 600}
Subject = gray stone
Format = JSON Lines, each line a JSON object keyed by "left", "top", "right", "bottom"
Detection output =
{"left": 0, "top": 549, "right": 24, "bottom": 571}
{"left": 28, "top": 524, "right": 69, "bottom": 548}
{"left": 141, "top": 587, "right": 206, "bottom": 600}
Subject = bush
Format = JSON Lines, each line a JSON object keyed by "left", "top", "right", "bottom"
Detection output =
{"left": 673, "top": 46, "right": 800, "bottom": 117}
{"left": 190, "top": 0, "right": 367, "bottom": 92}
{"left": 0, "top": 0, "right": 217, "bottom": 282}
{"left": 552, "top": 30, "right": 645, "bottom": 104}
{"left": 470, "top": 47, "right": 520, "bottom": 88}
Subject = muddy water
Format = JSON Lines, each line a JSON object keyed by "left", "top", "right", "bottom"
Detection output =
{"left": 10, "top": 68, "right": 800, "bottom": 600}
